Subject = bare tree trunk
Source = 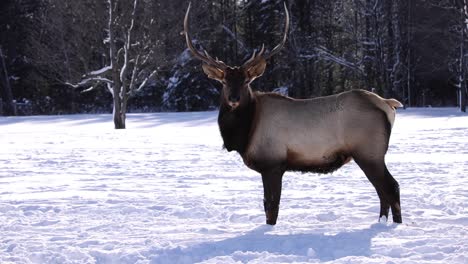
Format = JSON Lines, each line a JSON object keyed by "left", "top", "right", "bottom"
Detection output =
{"left": 406, "top": 0, "right": 412, "bottom": 107}
{"left": 390, "top": 0, "right": 405, "bottom": 102}
{"left": 463, "top": 80, "right": 467, "bottom": 113}
{"left": 234, "top": 1, "right": 238, "bottom": 59}
{"left": 0, "top": 46, "right": 15, "bottom": 116}
{"left": 108, "top": 0, "right": 125, "bottom": 129}
{"left": 113, "top": 95, "right": 126, "bottom": 129}
{"left": 385, "top": 0, "right": 394, "bottom": 98}
{"left": 460, "top": 0, "right": 467, "bottom": 112}
{"left": 364, "top": 0, "right": 374, "bottom": 90}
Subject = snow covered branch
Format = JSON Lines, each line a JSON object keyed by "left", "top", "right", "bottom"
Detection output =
{"left": 66, "top": 77, "right": 113, "bottom": 89}
{"left": 135, "top": 70, "right": 157, "bottom": 93}
{"left": 87, "top": 65, "right": 112, "bottom": 76}
{"left": 299, "top": 46, "right": 364, "bottom": 74}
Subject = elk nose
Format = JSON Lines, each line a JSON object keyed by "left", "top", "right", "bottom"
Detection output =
{"left": 229, "top": 95, "right": 240, "bottom": 102}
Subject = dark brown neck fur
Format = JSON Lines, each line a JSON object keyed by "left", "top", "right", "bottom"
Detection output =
{"left": 217, "top": 91, "right": 256, "bottom": 154}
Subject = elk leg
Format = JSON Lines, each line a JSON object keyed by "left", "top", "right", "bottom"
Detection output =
{"left": 376, "top": 189, "right": 390, "bottom": 221}
{"left": 354, "top": 158, "right": 402, "bottom": 223}
{"left": 384, "top": 165, "right": 402, "bottom": 223}
{"left": 261, "top": 167, "right": 284, "bottom": 225}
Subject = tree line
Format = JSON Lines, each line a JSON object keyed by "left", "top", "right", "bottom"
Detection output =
{"left": 0, "top": 0, "right": 467, "bottom": 128}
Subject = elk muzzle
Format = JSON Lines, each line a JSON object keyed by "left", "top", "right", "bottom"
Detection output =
{"left": 227, "top": 95, "right": 241, "bottom": 110}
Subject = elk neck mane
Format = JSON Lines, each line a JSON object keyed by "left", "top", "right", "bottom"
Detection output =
{"left": 218, "top": 91, "right": 256, "bottom": 154}
{"left": 217, "top": 91, "right": 292, "bottom": 154}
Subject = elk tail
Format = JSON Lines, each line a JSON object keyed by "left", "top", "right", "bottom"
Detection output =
{"left": 384, "top": 98, "right": 404, "bottom": 110}
{"left": 364, "top": 91, "right": 403, "bottom": 129}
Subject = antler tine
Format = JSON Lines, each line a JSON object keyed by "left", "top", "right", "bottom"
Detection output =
{"left": 242, "top": 44, "right": 265, "bottom": 69}
{"left": 248, "top": 50, "right": 257, "bottom": 63}
{"left": 204, "top": 50, "right": 227, "bottom": 69}
{"left": 258, "top": 44, "right": 266, "bottom": 57}
{"left": 243, "top": 50, "right": 257, "bottom": 67}
{"left": 184, "top": 3, "right": 226, "bottom": 69}
{"left": 264, "top": 2, "right": 290, "bottom": 60}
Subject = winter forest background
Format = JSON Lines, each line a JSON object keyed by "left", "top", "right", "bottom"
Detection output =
{"left": 0, "top": 0, "right": 467, "bottom": 119}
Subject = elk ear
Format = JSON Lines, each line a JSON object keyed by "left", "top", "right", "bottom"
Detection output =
{"left": 202, "top": 63, "right": 224, "bottom": 82}
{"left": 246, "top": 58, "right": 266, "bottom": 80}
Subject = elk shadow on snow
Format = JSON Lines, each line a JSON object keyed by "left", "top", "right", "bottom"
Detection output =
{"left": 149, "top": 223, "right": 396, "bottom": 263}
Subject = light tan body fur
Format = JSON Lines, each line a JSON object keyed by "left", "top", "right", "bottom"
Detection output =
{"left": 243, "top": 89, "right": 402, "bottom": 173}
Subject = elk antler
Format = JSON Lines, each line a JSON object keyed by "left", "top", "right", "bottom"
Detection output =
{"left": 184, "top": 3, "right": 227, "bottom": 70}
{"left": 242, "top": 2, "right": 290, "bottom": 69}
{"left": 242, "top": 44, "right": 266, "bottom": 70}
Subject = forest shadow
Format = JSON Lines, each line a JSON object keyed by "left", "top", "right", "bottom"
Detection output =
{"left": 0, "top": 114, "right": 112, "bottom": 126}
{"left": 61, "top": 111, "right": 218, "bottom": 127}
{"left": 149, "top": 223, "right": 396, "bottom": 263}
{"left": 129, "top": 111, "right": 217, "bottom": 128}
{"left": 0, "top": 111, "right": 218, "bottom": 127}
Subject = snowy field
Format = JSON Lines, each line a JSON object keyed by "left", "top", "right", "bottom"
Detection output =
{"left": 0, "top": 108, "right": 467, "bottom": 264}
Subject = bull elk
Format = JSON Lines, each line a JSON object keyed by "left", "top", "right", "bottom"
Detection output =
{"left": 184, "top": 3, "right": 403, "bottom": 225}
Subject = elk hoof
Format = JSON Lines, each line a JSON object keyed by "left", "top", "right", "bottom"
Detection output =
{"left": 393, "top": 215, "right": 402, "bottom": 223}
{"left": 265, "top": 209, "right": 278, "bottom": 225}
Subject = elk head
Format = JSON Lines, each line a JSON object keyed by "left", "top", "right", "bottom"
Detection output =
{"left": 184, "top": 2, "right": 290, "bottom": 110}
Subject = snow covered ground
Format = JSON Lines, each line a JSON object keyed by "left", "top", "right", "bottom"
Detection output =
{"left": 0, "top": 108, "right": 467, "bottom": 264}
